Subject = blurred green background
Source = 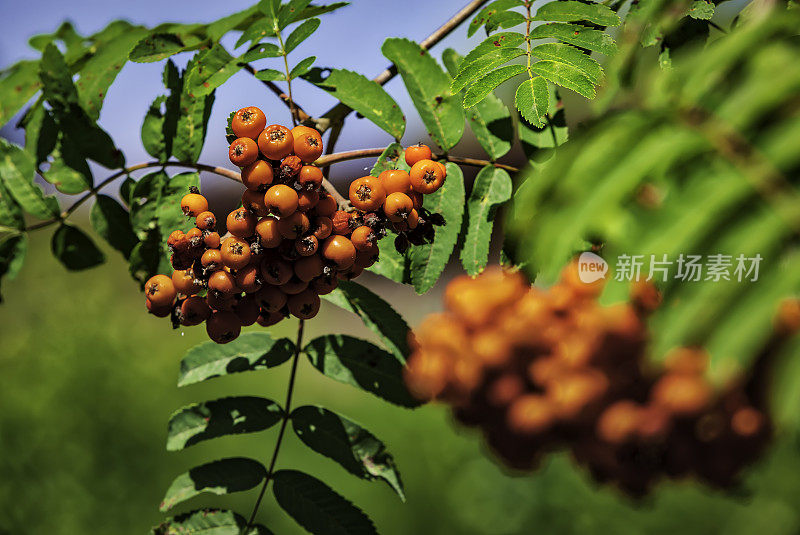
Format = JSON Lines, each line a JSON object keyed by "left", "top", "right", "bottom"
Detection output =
{"left": 2, "top": 224, "right": 800, "bottom": 534}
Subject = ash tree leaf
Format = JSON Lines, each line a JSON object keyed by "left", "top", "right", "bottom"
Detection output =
{"left": 468, "top": 0, "right": 525, "bottom": 37}
{"left": 304, "top": 335, "right": 421, "bottom": 408}
{"left": 160, "top": 457, "right": 266, "bottom": 512}
{"left": 166, "top": 396, "right": 283, "bottom": 451}
{"left": 255, "top": 69, "right": 286, "bottom": 82}
{"left": 460, "top": 166, "right": 513, "bottom": 276}
{"left": 460, "top": 32, "right": 525, "bottom": 70}
{"left": 515, "top": 76, "right": 550, "bottom": 127}
{"left": 241, "top": 42, "right": 282, "bottom": 62}
{"left": 463, "top": 64, "right": 526, "bottom": 107}
{"left": 530, "top": 23, "right": 618, "bottom": 56}
{"left": 0, "top": 60, "right": 42, "bottom": 128}
{"left": 129, "top": 33, "right": 198, "bottom": 63}
{"left": 687, "top": 0, "right": 715, "bottom": 19}
{"left": 184, "top": 44, "right": 242, "bottom": 98}
{"left": 90, "top": 194, "right": 137, "bottom": 259}
{"left": 382, "top": 38, "right": 464, "bottom": 151}
{"left": 531, "top": 43, "right": 603, "bottom": 85}
{"left": 272, "top": 470, "right": 378, "bottom": 535}
{"left": 443, "top": 49, "right": 513, "bottom": 160}
{"left": 530, "top": 60, "right": 596, "bottom": 99}
{"left": 0, "top": 139, "right": 59, "bottom": 220}
{"left": 518, "top": 86, "right": 568, "bottom": 162}
{"left": 409, "top": 162, "right": 465, "bottom": 294}
{"left": 284, "top": 17, "right": 320, "bottom": 53}
{"left": 291, "top": 406, "right": 405, "bottom": 500}
{"left": 0, "top": 235, "right": 27, "bottom": 304}
{"left": 178, "top": 332, "right": 296, "bottom": 386}
{"left": 368, "top": 142, "right": 408, "bottom": 177}
{"left": 278, "top": 0, "right": 313, "bottom": 28}
{"left": 451, "top": 47, "right": 525, "bottom": 95}
{"left": 150, "top": 509, "right": 257, "bottom": 535}
{"left": 235, "top": 18, "right": 277, "bottom": 49}
{"left": 289, "top": 56, "right": 316, "bottom": 78}
{"left": 174, "top": 54, "right": 215, "bottom": 163}
{"left": 533, "top": 1, "right": 621, "bottom": 26}
{"left": 485, "top": 9, "right": 526, "bottom": 34}
{"left": 51, "top": 223, "right": 105, "bottom": 271}
{"left": 308, "top": 69, "right": 405, "bottom": 139}
{"left": 322, "top": 280, "right": 410, "bottom": 360}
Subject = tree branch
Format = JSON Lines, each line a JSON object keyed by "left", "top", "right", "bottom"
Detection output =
{"left": 314, "top": 148, "right": 519, "bottom": 173}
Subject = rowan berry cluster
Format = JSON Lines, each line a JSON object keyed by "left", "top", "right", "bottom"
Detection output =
{"left": 142, "top": 106, "right": 447, "bottom": 344}
{"left": 404, "top": 264, "right": 792, "bottom": 495}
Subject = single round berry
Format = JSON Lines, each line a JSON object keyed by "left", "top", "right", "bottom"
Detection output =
{"left": 291, "top": 126, "right": 323, "bottom": 163}
{"left": 383, "top": 192, "right": 414, "bottom": 222}
{"left": 279, "top": 155, "right": 303, "bottom": 180}
{"left": 287, "top": 289, "right": 321, "bottom": 319}
{"left": 281, "top": 276, "right": 309, "bottom": 295}
{"left": 260, "top": 257, "right": 293, "bottom": 285}
{"left": 264, "top": 184, "right": 299, "bottom": 218}
{"left": 226, "top": 207, "right": 257, "bottom": 238}
{"left": 206, "top": 291, "right": 236, "bottom": 312}
{"left": 312, "top": 274, "right": 338, "bottom": 295}
{"left": 312, "top": 216, "right": 333, "bottom": 240}
{"left": 232, "top": 106, "right": 267, "bottom": 139}
{"left": 181, "top": 296, "right": 211, "bottom": 326}
{"left": 209, "top": 270, "right": 239, "bottom": 295}
{"left": 298, "top": 165, "right": 324, "bottom": 190}
{"left": 349, "top": 176, "right": 387, "bottom": 212}
{"left": 294, "top": 254, "right": 324, "bottom": 282}
{"left": 409, "top": 159, "right": 445, "bottom": 194}
{"left": 297, "top": 190, "right": 319, "bottom": 212}
{"left": 204, "top": 231, "right": 221, "bottom": 249}
{"left": 220, "top": 237, "right": 252, "bottom": 270}
{"left": 405, "top": 143, "right": 432, "bottom": 167}
{"left": 255, "top": 217, "right": 283, "bottom": 248}
{"left": 229, "top": 137, "right": 259, "bottom": 167}
{"left": 242, "top": 189, "right": 269, "bottom": 217}
{"left": 331, "top": 210, "right": 355, "bottom": 235}
{"left": 350, "top": 225, "right": 377, "bottom": 252}
{"left": 206, "top": 311, "right": 242, "bottom": 344}
{"left": 195, "top": 211, "right": 216, "bottom": 231}
{"left": 146, "top": 297, "right": 172, "bottom": 318}
{"left": 379, "top": 169, "right": 412, "bottom": 195}
{"left": 172, "top": 269, "right": 201, "bottom": 295}
{"left": 145, "top": 274, "right": 176, "bottom": 308}
{"left": 277, "top": 211, "right": 310, "bottom": 239}
{"left": 235, "top": 264, "right": 262, "bottom": 293}
{"left": 321, "top": 235, "right": 357, "bottom": 269}
{"left": 201, "top": 249, "right": 223, "bottom": 272}
{"left": 258, "top": 124, "right": 294, "bottom": 160}
{"left": 255, "top": 285, "right": 288, "bottom": 313}
{"left": 181, "top": 193, "right": 208, "bottom": 217}
{"left": 257, "top": 310, "right": 285, "bottom": 327}
{"left": 234, "top": 294, "right": 261, "bottom": 326}
{"left": 313, "top": 194, "right": 337, "bottom": 217}
{"left": 295, "top": 235, "right": 319, "bottom": 257}
{"left": 241, "top": 160, "right": 274, "bottom": 191}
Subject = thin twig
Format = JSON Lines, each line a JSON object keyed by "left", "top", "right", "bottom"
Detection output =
{"left": 246, "top": 319, "right": 305, "bottom": 529}
{"left": 274, "top": 22, "right": 299, "bottom": 126}
{"left": 314, "top": 148, "right": 519, "bottom": 173}
{"left": 241, "top": 62, "right": 311, "bottom": 122}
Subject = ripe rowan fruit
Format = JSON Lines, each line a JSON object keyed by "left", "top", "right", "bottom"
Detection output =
{"left": 232, "top": 106, "right": 267, "bottom": 139}
{"left": 349, "top": 176, "right": 387, "bottom": 212}
{"left": 206, "top": 291, "right": 236, "bottom": 312}
{"left": 201, "top": 248, "right": 223, "bottom": 272}
{"left": 404, "top": 351, "right": 450, "bottom": 400}
{"left": 234, "top": 294, "right": 261, "bottom": 326}
{"left": 409, "top": 159, "right": 445, "bottom": 194}
{"left": 258, "top": 124, "right": 294, "bottom": 160}
{"left": 338, "top": 265, "right": 364, "bottom": 281}
{"left": 321, "top": 235, "right": 356, "bottom": 269}
{"left": 255, "top": 285, "right": 288, "bottom": 313}
{"left": 383, "top": 192, "right": 414, "bottom": 222}
{"left": 241, "top": 160, "right": 274, "bottom": 191}
{"left": 288, "top": 289, "right": 321, "bottom": 319}
{"left": 350, "top": 225, "right": 377, "bottom": 252}
{"left": 260, "top": 257, "right": 293, "bottom": 285}
{"left": 172, "top": 269, "right": 201, "bottom": 295}
{"left": 434, "top": 160, "right": 447, "bottom": 178}
{"left": 731, "top": 407, "right": 764, "bottom": 437}
{"left": 226, "top": 207, "right": 257, "bottom": 238}
{"left": 281, "top": 276, "right": 309, "bottom": 295}
{"left": 379, "top": 169, "right": 412, "bottom": 195}
{"left": 255, "top": 217, "right": 283, "bottom": 248}
{"left": 206, "top": 311, "right": 242, "bottom": 344}
{"left": 264, "top": 184, "right": 299, "bottom": 217}
{"left": 354, "top": 246, "right": 379, "bottom": 269}
{"left": 313, "top": 194, "right": 337, "bottom": 217}
{"left": 312, "top": 274, "right": 338, "bottom": 295}
{"left": 209, "top": 270, "right": 239, "bottom": 295}
{"left": 292, "top": 126, "right": 323, "bottom": 163}
{"left": 180, "top": 296, "right": 211, "bottom": 326}
{"left": 277, "top": 211, "right": 310, "bottom": 239}
{"left": 220, "top": 237, "right": 252, "bottom": 270}
{"left": 167, "top": 229, "right": 188, "bottom": 252}
{"left": 279, "top": 155, "right": 303, "bottom": 180}
{"left": 146, "top": 298, "right": 172, "bottom": 318}
{"left": 651, "top": 373, "right": 713, "bottom": 416}
{"left": 235, "top": 264, "right": 262, "bottom": 293}
{"left": 257, "top": 310, "right": 285, "bottom": 327}
{"left": 195, "top": 211, "right": 216, "bottom": 231}
{"left": 181, "top": 193, "right": 209, "bottom": 217}
{"left": 229, "top": 137, "right": 259, "bottom": 167}
{"left": 312, "top": 216, "right": 333, "bottom": 240}
{"left": 332, "top": 210, "right": 354, "bottom": 235}
{"left": 294, "top": 254, "right": 324, "bottom": 282}
{"left": 597, "top": 401, "right": 641, "bottom": 444}
{"left": 507, "top": 394, "right": 554, "bottom": 435}
{"left": 297, "top": 190, "right": 319, "bottom": 212}
{"left": 241, "top": 189, "right": 269, "bottom": 217}
{"left": 775, "top": 298, "right": 800, "bottom": 335}
{"left": 185, "top": 227, "right": 204, "bottom": 250}
{"left": 404, "top": 143, "right": 432, "bottom": 167}
{"left": 298, "top": 165, "right": 323, "bottom": 190}
{"left": 487, "top": 374, "right": 525, "bottom": 407}
{"left": 296, "top": 235, "right": 319, "bottom": 256}
{"left": 145, "top": 274, "right": 176, "bottom": 307}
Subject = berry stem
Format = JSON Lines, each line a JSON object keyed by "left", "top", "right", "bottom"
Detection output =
{"left": 245, "top": 318, "right": 305, "bottom": 529}
{"left": 274, "top": 21, "right": 299, "bottom": 127}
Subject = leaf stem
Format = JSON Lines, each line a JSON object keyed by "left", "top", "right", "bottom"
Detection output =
{"left": 275, "top": 23, "right": 298, "bottom": 127}
{"left": 246, "top": 319, "right": 305, "bottom": 529}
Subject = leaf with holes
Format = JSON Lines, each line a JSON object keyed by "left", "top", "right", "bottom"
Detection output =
{"left": 174, "top": 54, "right": 215, "bottom": 163}
{"left": 304, "top": 335, "right": 421, "bottom": 407}
{"left": 272, "top": 470, "right": 378, "bottom": 535}
{"left": 160, "top": 458, "right": 266, "bottom": 512}
{"left": 460, "top": 166, "right": 513, "bottom": 276}
{"left": 291, "top": 406, "right": 405, "bottom": 500}
{"left": 166, "top": 396, "right": 283, "bottom": 451}
{"left": 382, "top": 38, "right": 464, "bottom": 151}
{"left": 241, "top": 42, "right": 282, "bottom": 62}
{"left": 183, "top": 44, "right": 241, "bottom": 98}
{"left": 178, "top": 332, "right": 295, "bottom": 386}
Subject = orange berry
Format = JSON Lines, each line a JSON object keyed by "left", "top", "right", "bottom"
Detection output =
{"left": 231, "top": 106, "right": 267, "bottom": 139}
{"left": 264, "top": 184, "right": 299, "bottom": 218}
{"left": 349, "top": 176, "right": 386, "bottom": 212}
{"left": 241, "top": 160, "right": 274, "bottom": 191}
{"left": 229, "top": 137, "right": 259, "bottom": 167}
{"left": 404, "top": 143, "right": 432, "bottom": 167}
{"left": 409, "top": 159, "right": 445, "bottom": 194}
{"left": 258, "top": 124, "right": 294, "bottom": 160}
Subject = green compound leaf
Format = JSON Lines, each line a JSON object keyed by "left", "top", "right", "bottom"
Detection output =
{"left": 460, "top": 166, "right": 513, "bottom": 276}
{"left": 166, "top": 396, "right": 283, "bottom": 451}
{"left": 451, "top": 47, "right": 525, "bottom": 95}
{"left": 309, "top": 69, "right": 405, "bottom": 139}
{"left": 485, "top": 9, "right": 526, "bottom": 34}
{"left": 291, "top": 406, "right": 405, "bottom": 500}
{"left": 255, "top": 68, "right": 287, "bottom": 82}
{"left": 304, "top": 335, "right": 421, "bottom": 408}
{"left": 129, "top": 32, "right": 203, "bottom": 63}
{"left": 51, "top": 223, "right": 105, "bottom": 271}
{"left": 272, "top": 470, "right": 378, "bottom": 535}
{"left": 178, "top": 332, "right": 295, "bottom": 386}
{"left": 463, "top": 64, "right": 526, "bottom": 107}
{"left": 531, "top": 42, "right": 603, "bottom": 85}
{"left": 530, "top": 60, "right": 596, "bottom": 99}
{"left": 409, "top": 162, "right": 465, "bottom": 294}
{"left": 284, "top": 18, "right": 320, "bottom": 53}
{"left": 382, "top": 38, "right": 464, "bottom": 151}
{"left": 0, "top": 138, "right": 59, "bottom": 220}
{"left": 530, "top": 23, "right": 617, "bottom": 56}
{"left": 173, "top": 54, "right": 215, "bottom": 163}
{"left": 90, "top": 194, "right": 137, "bottom": 259}
{"left": 240, "top": 42, "right": 282, "bottom": 62}
{"left": 515, "top": 76, "right": 550, "bottom": 128}
{"left": 0, "top": 61, "right": 42, "bottom": 128}
{"left": 151, "top": 509, "right": 269, "bottom": 535}
{"left": 183, "top": 44, "right": 241, "bottom": 98}
{"left": 323, "top": 280, "right": 411, "bottom": 360}
{"left": 468, "top": 0, "right": 525, "bottom": 37}
{"left": 41, "top": 136, "right": 93, "bottom": 194}
{"left": 533, "top": 1, "right": 621, "bottom": 26}
{"left": 289, "top": 56, "right": 316, "bottom": 78}
{"left": 160, "top": 457, "right": 266, "bottom": 512}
